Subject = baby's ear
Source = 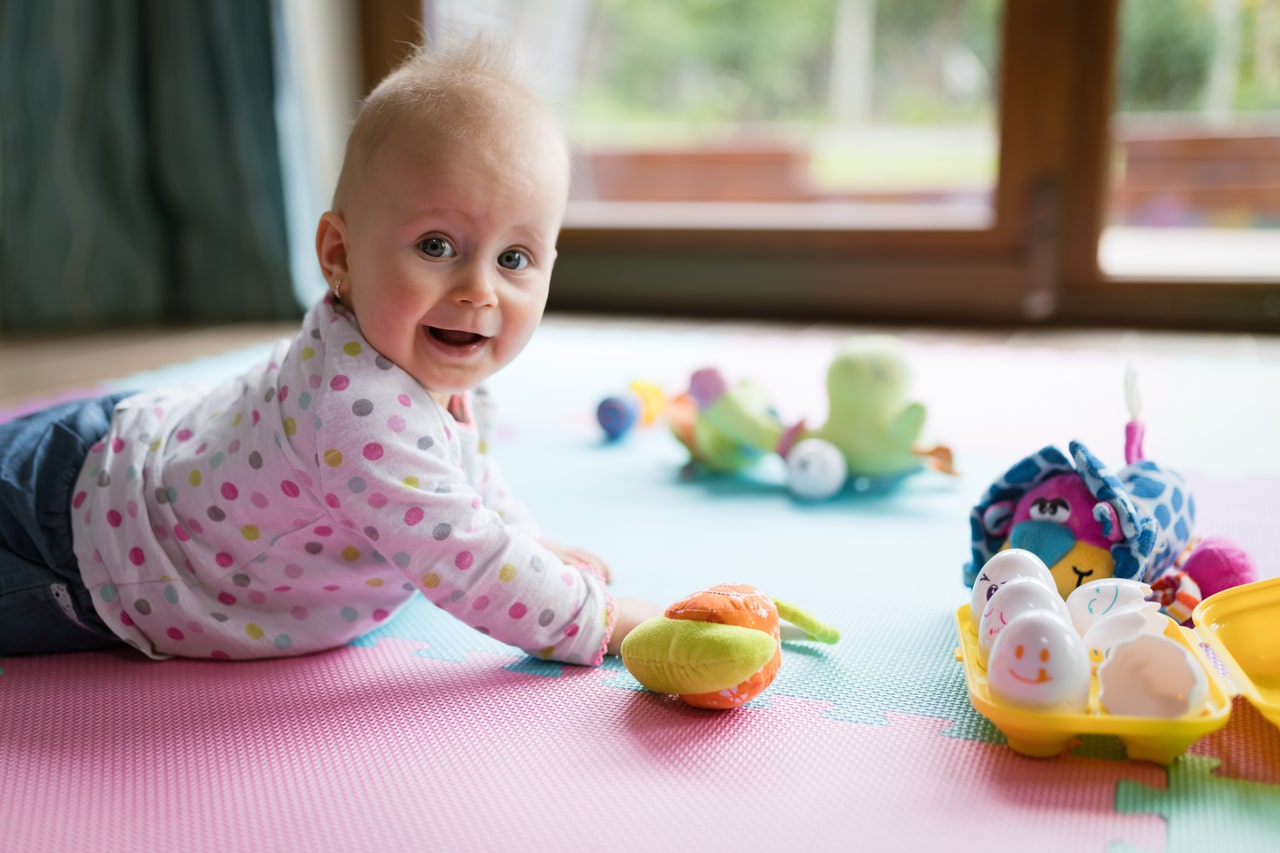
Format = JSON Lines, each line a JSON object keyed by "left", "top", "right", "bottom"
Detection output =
{"left": 315, "top": 211, "right": 351, "bottom": 280}
{"left": 1093, "top": 502, "right": 1125, "bottom": 543}
{"left": 982, "top": 500, "right": 1015, "bottom": 537}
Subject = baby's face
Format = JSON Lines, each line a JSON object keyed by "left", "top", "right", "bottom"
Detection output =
{"left": 340, "top": 114, "right": 569, "bottom": 396}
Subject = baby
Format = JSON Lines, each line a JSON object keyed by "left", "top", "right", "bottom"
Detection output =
{"left": 0, "top": 38, "right": 660, "bottom": 663}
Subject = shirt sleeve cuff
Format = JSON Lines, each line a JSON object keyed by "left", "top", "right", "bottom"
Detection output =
{"left": 526, "top": 563, "right": 614, "bottom": 667}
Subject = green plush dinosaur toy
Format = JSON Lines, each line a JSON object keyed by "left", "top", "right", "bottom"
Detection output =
{"left": 799, "top": 335, "right": 928, "bottom": 480}
{"left": 670, "top": 335, "right": 954, "bottom": 498}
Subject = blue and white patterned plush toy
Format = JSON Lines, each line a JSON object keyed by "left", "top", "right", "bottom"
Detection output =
{"left": 964, "top": 371, "right": 1256, "bottom": 623}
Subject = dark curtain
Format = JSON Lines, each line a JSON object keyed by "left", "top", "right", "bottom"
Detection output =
{"left": 0, "top": 0, "right": 300, "bottom": 333}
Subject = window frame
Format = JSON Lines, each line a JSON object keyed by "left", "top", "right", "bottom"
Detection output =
{"left": 360, "top": 0, "right": 1280, "bottom": 331}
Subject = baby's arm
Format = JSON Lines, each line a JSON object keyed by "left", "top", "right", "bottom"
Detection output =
{"left": 470, "top": 388, "right": 612, "bottom": 582}
{"left": 317, "top": 385, "right": 619, "bottom": 664}
{"left": 540, "top": 539, "right": 612, "bottom": 583}
{"left": 468, "top": 386, "right": 542, "bottom": 537}
{"left": 607, "top": 597, "right": 664, "bottom": 656}
{"left": 473, "top": 457, "right": 612, "bottom": 580}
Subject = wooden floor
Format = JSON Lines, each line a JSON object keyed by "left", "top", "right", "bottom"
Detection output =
{"left": 3, "top": 314, "right": 1279, "bottom": 412}
{"left": 0, "top": 323, "right": 297, "bottom": 410}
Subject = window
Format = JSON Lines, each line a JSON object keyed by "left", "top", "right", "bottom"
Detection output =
{"left": 498, "top": 0, "right": 999, "bottom": 235}
{"left": 361, "top": 0, "right": 1280, "bottom": 330}
{"left": 1103, "top": 0, "right": 1279, "bottom": 280}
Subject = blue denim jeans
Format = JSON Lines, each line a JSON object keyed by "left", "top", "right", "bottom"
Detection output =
{"left": 0, "top": 393, "right": 132, "bottom": 655}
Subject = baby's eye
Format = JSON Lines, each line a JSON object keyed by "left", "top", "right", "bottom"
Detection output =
{"left": 419, "top": 236, "right": 456, "bottom": 259}
{"left": 497, "top": 249, "right": 529, "bottom": 271}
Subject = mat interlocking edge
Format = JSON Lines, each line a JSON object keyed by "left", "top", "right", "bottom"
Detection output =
{"left": 3, "top": 323, "right": 1279, "bottom": 852}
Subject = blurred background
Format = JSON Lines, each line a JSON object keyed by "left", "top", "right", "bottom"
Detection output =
{"left": 1, "top": 0, "right": 1277, "bottom": 335}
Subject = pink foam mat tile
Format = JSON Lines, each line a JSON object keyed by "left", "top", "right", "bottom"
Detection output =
{"left": 7, "top": 325, "right": 1280, "bottom": 853}
{"left": 3, "top": 644, "right": 1175, "bottom": 853}
{"left": 1188, "top": 697, "right": 1280, "bottom": 785}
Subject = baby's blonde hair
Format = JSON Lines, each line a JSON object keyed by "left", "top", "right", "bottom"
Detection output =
{"left": 331, "top": 36, "right": 566, "bottom": 212}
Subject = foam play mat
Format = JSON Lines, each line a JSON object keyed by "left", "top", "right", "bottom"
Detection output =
{"left": 3, "top": 319, "right": 1279, "bottom": 852}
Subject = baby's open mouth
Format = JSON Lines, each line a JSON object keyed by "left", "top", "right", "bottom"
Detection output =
{"left": 428, "top": 327, "right": 487, "bottom": 347}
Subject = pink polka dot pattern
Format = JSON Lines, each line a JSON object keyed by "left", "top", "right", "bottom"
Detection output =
{"left": 67, "top": 297, "right": 612, "bottom": 666}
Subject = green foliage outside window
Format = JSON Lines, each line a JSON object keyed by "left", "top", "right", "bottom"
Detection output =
{"left": 577, "top": 0, "right": 1000, "bottom": 137}
{"left": 1118, "top": 0, "right": 1279, "bottom": 114}
{"left": 573, "top": 0, "right": 1277, "bottom": 134}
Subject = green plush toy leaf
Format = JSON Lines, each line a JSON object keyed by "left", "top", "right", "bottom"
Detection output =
{"left": 774, "top": 599, "right": 841, "bottom": 644}
{"left": 620, "top": 617, "right": 778, "bottom": 696}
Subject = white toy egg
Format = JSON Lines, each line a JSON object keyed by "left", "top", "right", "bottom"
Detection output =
{"left": 1081, "top": 602, "right": 1169, "bottom": 669}
{"left": 969, "top": 549, "right": 1057, "bottom": 634}
{"left": 977, "top": 576, "right": 1071, "bottom": 668}
{"left": 1097, "top": 633, "right": 1209, "bottom": 718}
{"left": 1066, "top": 578, "right": 1154, "bottom": 636}
{"left": 786, "top": 438, "right": 847, "bottom": 501}
{"left": 986, "top": 611, "right": 1091, "bottom": 714}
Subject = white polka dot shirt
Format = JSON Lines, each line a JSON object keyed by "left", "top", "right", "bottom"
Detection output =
{"left": 71, "top": 297, "right": 613, "bottom": 664}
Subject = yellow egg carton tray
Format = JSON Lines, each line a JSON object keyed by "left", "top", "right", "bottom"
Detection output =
{"left": 953, "top": 575, "right": 1280, "bottom": 765}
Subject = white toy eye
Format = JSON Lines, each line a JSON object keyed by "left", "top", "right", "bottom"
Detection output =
{"left": 1028, "top": 496, "right": 1071, "bottom": 522}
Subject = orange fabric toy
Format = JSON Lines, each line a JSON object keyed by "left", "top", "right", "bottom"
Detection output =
{"left": 621, "top": 583, "right": 840, "bottom": 709}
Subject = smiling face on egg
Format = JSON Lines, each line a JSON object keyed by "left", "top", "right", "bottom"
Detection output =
{"left": 986, "top": 611, "right": 1091, "bottom": 714}
{"left": 977, "top": 576, "right": 1071, "bottom": 667}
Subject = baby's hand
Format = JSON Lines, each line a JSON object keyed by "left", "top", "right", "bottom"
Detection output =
{"left": 540, "top": 538, "right": 612, "bottom": 583}
{"left": 607, "top": 597, "right": 664, "bottom": 657}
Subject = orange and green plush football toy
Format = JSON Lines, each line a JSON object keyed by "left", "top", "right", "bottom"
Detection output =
{"left": 620, "top": 583, "right": 840, "bottom": 709}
